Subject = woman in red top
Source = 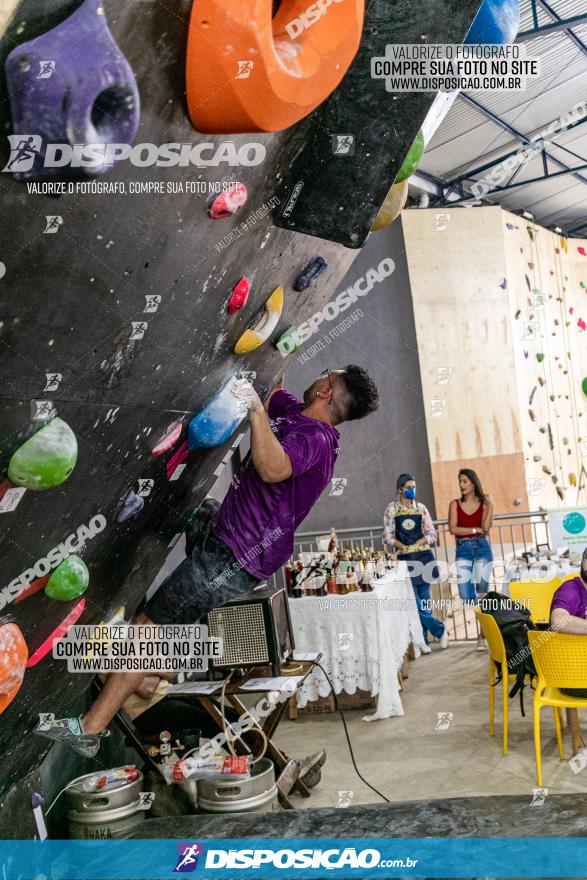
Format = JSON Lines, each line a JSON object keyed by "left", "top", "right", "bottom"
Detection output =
{"left": 448, "top": 469, "right": 494, "bottom": 607}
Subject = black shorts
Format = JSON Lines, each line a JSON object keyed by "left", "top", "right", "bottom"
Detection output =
{"left": 143, "top": 499, "right": 259, "bottom": 625}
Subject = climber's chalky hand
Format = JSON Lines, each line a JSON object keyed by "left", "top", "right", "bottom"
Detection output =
{"left": 232, "top": 378, "right": 263, "bottom": 415}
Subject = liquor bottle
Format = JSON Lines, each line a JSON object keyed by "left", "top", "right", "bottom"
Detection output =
{"left": 328, "top": 527, "right": 338, "bottom": 553}
{"left": 284, "top": 560, "right": 294, "bottom": 597}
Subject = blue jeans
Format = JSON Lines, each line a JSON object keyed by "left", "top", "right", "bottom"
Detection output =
{"left": 399, "top": 550, "right": 445, "bottom": 643}
{"left": 456, "top": 537, "right": 493, "bottom": 603}
{"left": 412, "top": 581, "right": 445, "bottom": 643}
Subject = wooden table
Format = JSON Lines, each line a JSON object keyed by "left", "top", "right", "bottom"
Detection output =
{"left": 196, "top": 658, "right": 319, "bottom": 809}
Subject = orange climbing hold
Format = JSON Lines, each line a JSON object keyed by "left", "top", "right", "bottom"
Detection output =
{"left": 186, "top": 0, "right": 364, "bottom": 133}
{"left": 0, "top": 621, "right": 28, "bottom": 714}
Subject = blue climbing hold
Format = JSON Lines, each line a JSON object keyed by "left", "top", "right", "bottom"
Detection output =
{"left": 188, "top": 376, "right": 247, "bottom": 452}
{"left": 293, "top": 257, "right": 327, "bottom": 292}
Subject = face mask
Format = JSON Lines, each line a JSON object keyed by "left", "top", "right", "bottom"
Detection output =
{"left": 403, "top": 486, "right": 416, "bottom": 500}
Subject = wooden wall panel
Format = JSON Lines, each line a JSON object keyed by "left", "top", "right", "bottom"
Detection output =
{"left": 402, "top": 206, "right": 523, "bottom": 466}
{"left": 501, "top": 210, "right": 587, "bottom": 509}
{"left": 431, "top": 452, "right": 529, "bottom": 525}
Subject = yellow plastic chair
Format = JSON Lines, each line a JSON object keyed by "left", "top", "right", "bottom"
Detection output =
{"left": 476, "top": 610, "right": 535, "bottom": 756}
{"left": 528, "top": 630, "right": 587, "bottom": 785}
{"left": 509, "top": 578, "right": 561, "bottom": 625}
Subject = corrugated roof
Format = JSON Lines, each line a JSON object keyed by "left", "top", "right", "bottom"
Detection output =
{"left": 418, "top": 0, "right": 587, "bottom": 235}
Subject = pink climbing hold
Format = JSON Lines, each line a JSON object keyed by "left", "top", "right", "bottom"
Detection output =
{"left": 209, "top": 184, "right": 248, "bottom": 219}
{"left": 152, "top": 421, "right": 183, "bottom": 456}
{"left": 578, "top": 318, "right": 587, "bottom": 331}
{"left": 227, "top": 277, "right": 250, "bottom": 315}
{"left": 166, "top": 440, "right": 190, "bottom": 480}
{"left": 26, "top": 597, "right": 86, "bottom": 668}
{"left": 578, "top": 246, "right": 586, "bottom": 256}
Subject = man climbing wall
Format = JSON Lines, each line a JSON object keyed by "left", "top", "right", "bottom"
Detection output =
{"left": 37, "top": 365, "right": 379, "bottom": 755}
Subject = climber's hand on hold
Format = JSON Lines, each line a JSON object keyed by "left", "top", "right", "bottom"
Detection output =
{"left": 232, "top": 378, "right": 263, "bottom": 415}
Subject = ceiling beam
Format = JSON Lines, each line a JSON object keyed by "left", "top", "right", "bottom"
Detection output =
{"left": 460, "top": 95, "right": 587, "bottom": 191}
{"left": 535, "top": 0, "right": 587, "bottom": 59}
{"left": 517, "top": 13, "right": 587, "bottom": 40}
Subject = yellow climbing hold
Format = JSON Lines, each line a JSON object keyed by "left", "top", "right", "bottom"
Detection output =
{"left": 234, "top": 287, "right": 284, "bottom": 354}
{"left": 370, "top": 180, "right": 409, "bottom": 232}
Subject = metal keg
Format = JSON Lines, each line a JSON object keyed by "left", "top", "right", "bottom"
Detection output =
{"left": 65, "top": 769, "right": 145, "bottom": 839}
{"left": 197, "top": 758, "right": 278, "bottom": 814}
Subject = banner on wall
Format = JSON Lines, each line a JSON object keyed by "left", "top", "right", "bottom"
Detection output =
{"left": 548, "top": 507, "right": 587, "bottom": 554}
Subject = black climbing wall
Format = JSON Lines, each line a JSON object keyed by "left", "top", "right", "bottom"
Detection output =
{"left": 0, "top": 0, "right": 480, "bottom": 826}
{"left": 275, "top": 0, "right": 482, "bottom": 247}
{"left": 285, "top": 216, "right": 435, "bottom": 534}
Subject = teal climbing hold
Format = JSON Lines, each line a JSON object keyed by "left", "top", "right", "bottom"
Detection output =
{"left": 7, "top": 417, "right": 78, "bottom": 489}
{"left": 45, "top": 555, "right": 89, "bottom": 601}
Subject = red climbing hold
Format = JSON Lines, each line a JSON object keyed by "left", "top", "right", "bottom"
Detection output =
{"left": 578, "top": 319, "right": 586, "bottom": 331}
{"left": 579, "top": 247, "right": 587, "bottom": 256}
{"left": 14, "top": 575, "right": 50, "bottom": 604}
{"left": 152, "top": 421, "right": 183, "bottom": 456}
{"left": 209, "top": 184, "right": 248, "bottom": 219}
{"left": 228, "top": 277, "right": 250, "bottom": 315}
{"left": 26, "top": 597, "right": 86, "bottom": 668}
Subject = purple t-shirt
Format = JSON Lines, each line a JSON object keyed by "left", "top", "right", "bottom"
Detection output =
{"left": 211, "top": 390, "right": 340, "bottom": 579}
{"left": 550, "top": 576, "right": 587, "bottom": 620}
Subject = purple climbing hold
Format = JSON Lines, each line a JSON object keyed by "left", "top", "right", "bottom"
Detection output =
{"left": 524, "top": 351, "right": 529, "bottom": 359}
{"left": 506, "top": 223, "right": 514, "bottom": 230}
{"left": 31, "top": 793, "right": 44, "bottom": 809}
{"left": 4, "top": 0, "right": 140, "bottom": 181}
{"left": 499, "top": 278, "right": 507, "bottom": 289}
{"left": 116, "top": 489, "right": 145, "bottom": 523}
{"left": 293, "top": 257, "right": 327, "bottom": 292}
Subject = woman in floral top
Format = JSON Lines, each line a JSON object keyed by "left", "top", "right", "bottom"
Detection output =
{"left": 383, "top": 473, "right": 448, "bottom": 652}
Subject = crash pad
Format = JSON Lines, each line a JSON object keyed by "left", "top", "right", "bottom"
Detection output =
{"left": 7, "top": 417, "right": 78, "bottom": 490}
{"left": 45, "top": 556, "right": 89, "bottom": 601}
{"left": 0, "top": 622, "right": 28, "bottom": 715}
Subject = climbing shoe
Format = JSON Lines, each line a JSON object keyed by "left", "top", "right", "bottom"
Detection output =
{"left": 34, "top": 715, "right": 109, "bottom": 758}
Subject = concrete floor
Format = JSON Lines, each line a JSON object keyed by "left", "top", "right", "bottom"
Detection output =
{"left": 276, "top": 642, "right": 587, "bottom": 810}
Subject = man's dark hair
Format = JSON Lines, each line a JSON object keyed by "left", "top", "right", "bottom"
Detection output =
{"left": 337, "top": 364, "right": 379, "bottom": 421}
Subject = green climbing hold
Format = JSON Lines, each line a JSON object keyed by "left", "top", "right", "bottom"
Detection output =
{"left": 582, "top": 377, "right": 587, "bottom": 396}
{"left": 45, "top": 555, "right": 89, "bottom": 601}
{"left": 7, "top": 417, "right": 77, "bottom": 490}
{"left": 536, "top": 353, "right": 544, "bottom": 363}
{"left": 395, "top": 130, "right": 425, "bottom": 184}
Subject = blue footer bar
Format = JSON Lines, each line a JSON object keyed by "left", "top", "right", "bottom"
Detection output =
{"left": 1, "top": 838, "right": 587, "bottom": 878}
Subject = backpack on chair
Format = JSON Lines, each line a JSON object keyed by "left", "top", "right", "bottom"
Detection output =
{"left": 479, "top": 591, "right": 541, "bottom": 716}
